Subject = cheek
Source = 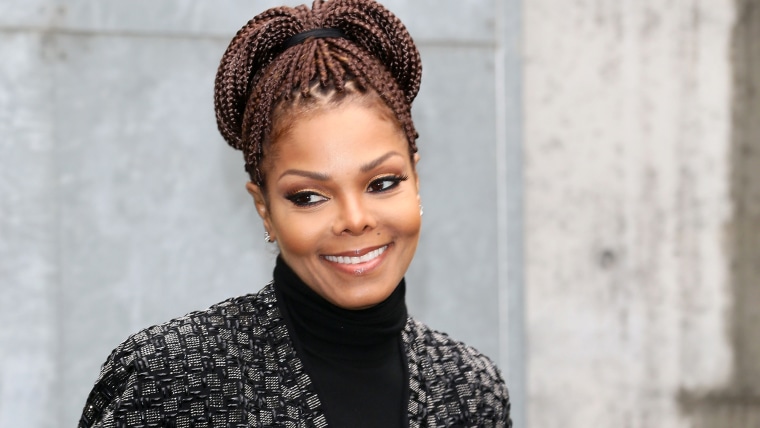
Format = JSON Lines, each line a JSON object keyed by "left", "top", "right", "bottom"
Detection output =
{"left": 386, "top": 198, "right": 422, "bottom": 238}
{"left": 403, "top": 206, "right": 422, "bottom": 234}
{"left": 275, "top": 215, "right": 325, "bottom": 256}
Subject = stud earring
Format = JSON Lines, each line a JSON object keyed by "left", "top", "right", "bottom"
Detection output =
{"left": 264, "top": 231, "right": 272, "bottom": 243}
{"left": 420, "top": 204, "right": 424, "bottom": 217}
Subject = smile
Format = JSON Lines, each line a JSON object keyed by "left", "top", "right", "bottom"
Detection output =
{"left": 323, "top": 245, "right": 388, "bottom": 265}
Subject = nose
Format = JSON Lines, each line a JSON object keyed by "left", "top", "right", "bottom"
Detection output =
{"left": 333, "top": 196, "right": 376, "bottom": 235}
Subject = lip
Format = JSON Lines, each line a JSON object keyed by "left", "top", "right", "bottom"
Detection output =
{"left": 324, "top": 244, "right": 389, "bottom": 258}
{"left": 321, "top": 243, "right": 392, "bottom": 276}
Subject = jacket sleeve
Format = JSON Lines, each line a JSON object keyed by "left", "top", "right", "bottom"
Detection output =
{"left": 78, "top": 337, "right": 150, "bottom": 428}
{"left": 487, "top": 367, "right": 513, "bottom": 428}
{"left": 472, "top": 350, "right": 512, "bottom": 428}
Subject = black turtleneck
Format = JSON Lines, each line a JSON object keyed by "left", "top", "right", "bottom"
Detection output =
{"left": 273, "top": 257, "right": 409, "bottom": 428}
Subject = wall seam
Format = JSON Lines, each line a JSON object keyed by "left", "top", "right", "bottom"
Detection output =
{"left": 495, "top": 0, "right": 525, "bottom": 426}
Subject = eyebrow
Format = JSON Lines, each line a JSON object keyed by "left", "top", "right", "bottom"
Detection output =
{"left": 278, "top": 151, "right": 405, "bottom": 181}
{"left": 278, "top": 169, "right": 330, "bottom": 181}
{"left": 359, "top": 151, "right": 404, "bottom": 173}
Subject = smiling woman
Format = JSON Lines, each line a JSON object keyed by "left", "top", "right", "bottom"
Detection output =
{"left": 78, "top": 0, "right": 511, "bottom": 427}
{"left": 250, "top": 103, "right": 421, "bottom": 310}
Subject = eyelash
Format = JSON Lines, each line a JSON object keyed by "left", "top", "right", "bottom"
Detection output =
{"left": 284, "top": 174, "right": 409, "bottom": 207}
{"left": 285, "top": 191, "right": 326, "bottom": 207}
{"left": 368, "top": 174, "right": 409, "bottom": 193}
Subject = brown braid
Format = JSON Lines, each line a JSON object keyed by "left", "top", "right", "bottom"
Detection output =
{"left": 213, "top": 0, "right": 422, "bottom": 186}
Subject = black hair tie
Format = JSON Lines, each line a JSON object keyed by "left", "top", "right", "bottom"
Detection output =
{"left": 282, "top": 28, "right": 346, "bottom": 49}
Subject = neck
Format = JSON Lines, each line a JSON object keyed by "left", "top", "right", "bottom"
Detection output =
{"left": 273, "top": 256, "right": 407, "bottom": 363}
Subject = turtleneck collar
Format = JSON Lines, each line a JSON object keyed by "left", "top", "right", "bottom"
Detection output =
{"left": 272, "top": 256, "right": 408, "bottom": 362}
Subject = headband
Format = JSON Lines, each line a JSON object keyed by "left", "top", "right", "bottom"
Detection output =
{"left": 281, "top": 28, "right": 347, "bottom": 49}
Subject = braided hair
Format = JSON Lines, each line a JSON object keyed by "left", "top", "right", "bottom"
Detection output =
{"left": 214, "top": 0, "right": 422, "bottom": 186}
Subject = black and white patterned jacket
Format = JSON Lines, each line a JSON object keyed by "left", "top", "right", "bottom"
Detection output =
{"left": 79, "top": 283, "right": 511, "bottom": 427}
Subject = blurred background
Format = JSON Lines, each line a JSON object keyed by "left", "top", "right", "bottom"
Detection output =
{"left": 0, "top": 0, "right": 757, "bottom": 427}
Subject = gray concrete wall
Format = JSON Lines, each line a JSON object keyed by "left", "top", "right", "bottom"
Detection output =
{"left": 0, "top": 1, "right": 521, "bottom": 426}
{"left": 680, "top": 1, "right": 760, "bottom": 426}
{"left": 524, "top": 0, "right": 739, "bottom": 427}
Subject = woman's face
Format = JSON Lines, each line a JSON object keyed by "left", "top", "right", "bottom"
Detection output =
{"left": 247, "top": 101, "right": 421, "bottom": 310}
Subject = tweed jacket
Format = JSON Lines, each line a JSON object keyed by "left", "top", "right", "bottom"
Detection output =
{"left": 79, "top": 283, "right": 511, "bottom": 427}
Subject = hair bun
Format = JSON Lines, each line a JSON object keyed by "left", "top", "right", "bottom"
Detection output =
{"left": 214, "top": 4, "right": 312, "bottom": 150}
{"left": 322, "top": 0, "right": 422, "bottom": 105}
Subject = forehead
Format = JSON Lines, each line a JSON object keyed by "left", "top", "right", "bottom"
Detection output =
{"left": 267, "top": 103, "right": 409, "bottom": 175}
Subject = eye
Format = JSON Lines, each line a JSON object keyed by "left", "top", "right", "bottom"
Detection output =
{"left": 368, "top": 175, "right": 408, "bottom": 193}
{"left": 285, "top": 191, "right": 328, "bottom": 207}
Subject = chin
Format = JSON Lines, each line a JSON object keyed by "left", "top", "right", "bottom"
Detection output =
{"left": 330, "top": 281, "right": 399, "bottom": 310}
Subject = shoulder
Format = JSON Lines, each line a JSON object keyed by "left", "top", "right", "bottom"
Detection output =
{"left": 111, "top": 287, "right": 272, "bottom": 364}
{"left": 404, "top": 318, "right": 512, "bottom": 427}
{"left": 79, "top": 285, "right": 278, "bottom": 427}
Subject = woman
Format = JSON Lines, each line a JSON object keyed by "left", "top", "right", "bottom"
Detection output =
{"left": 79, "top": 0, "right": 511, "bottom": 426}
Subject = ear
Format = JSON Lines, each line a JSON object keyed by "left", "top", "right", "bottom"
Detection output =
{"left": 246, "top": 182, "right": 275, "bottom": 240}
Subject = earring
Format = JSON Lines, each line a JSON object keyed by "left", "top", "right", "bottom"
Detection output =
{"left": 264, "top": 231, "right": 272, "bottom": 243}
{"left": 420, "top": 204, "right": 424, "bottom": 217}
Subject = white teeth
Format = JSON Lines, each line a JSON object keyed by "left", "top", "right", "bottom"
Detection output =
{"left": 325, "top": 246, "right": 387, "bottom": 265}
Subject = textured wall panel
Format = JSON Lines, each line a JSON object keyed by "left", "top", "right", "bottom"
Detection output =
{"left": 0, "top": 33, "right": 57, "bottom": 428}
{"left": 51, "top": 33, "right": 272, "bottom": 426}
{"left": 50, "top": 0, "right": 495, "bottom": 43}
{"left": 0, "top": 0, "right": 59, "bottom": 28}
{"left": 681, "top": 2, "right": 760, "bottom": 425}
{"left": 406, "top": 45, "right": 500, "bottom": 361}
{"left": 524, "top": 0, "right": 735, "bottom": 427}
